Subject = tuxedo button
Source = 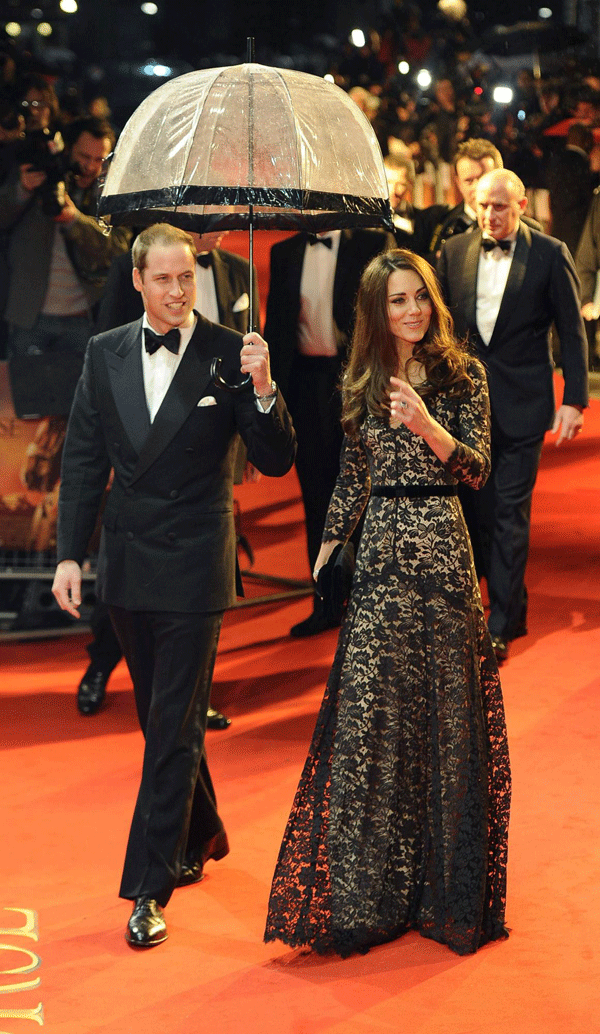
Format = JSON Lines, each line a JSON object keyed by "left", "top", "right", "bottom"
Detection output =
{"left": 126, "top": 531, "right": 134, "bottom": 540}
{"left": 167, "top": 532, "right": 176, "bottom": 542}
{"left": 169, "top": 490, "right": 178, "bottom": 499}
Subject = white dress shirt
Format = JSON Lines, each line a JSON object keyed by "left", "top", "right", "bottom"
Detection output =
{"left": 297, "top": 231, "right": 341, "bottom": 356}
{"left": 476, "top": 232, "right": 517, "bottom": 346}
{"left": 141, "top": 313, "right": 197, "bottom": 422}
{"left": 195, "top": 258, "right": 220, "bottom": 325}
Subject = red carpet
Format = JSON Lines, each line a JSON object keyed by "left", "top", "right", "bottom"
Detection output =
{"left": 1, "top": 293, "right": 599, "bottom": 1029}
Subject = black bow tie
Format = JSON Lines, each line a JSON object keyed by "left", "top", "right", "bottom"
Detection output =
{"left": 197, "top": 252, "right": 213, "bottom": 268}
{"left": 143, "top": 326, "right": 181, "bottom": 355}
{"left": 482, "top": 236, "right": 512, "bottom": 253}
{"left": 308, "top": 234, "right": 332, "bottom": 248}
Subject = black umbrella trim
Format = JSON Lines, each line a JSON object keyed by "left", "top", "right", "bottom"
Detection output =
{"left": 98, "top": 186, "right": 393, "bottom": 232}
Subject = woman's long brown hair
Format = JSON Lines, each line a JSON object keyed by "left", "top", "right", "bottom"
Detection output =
{"left": 342, "top": 249, "right": 475, "bottom": 436}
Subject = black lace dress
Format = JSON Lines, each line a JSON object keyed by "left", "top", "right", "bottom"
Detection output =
{"left": 264, "top": 360, "right": 511, "bottom": 957}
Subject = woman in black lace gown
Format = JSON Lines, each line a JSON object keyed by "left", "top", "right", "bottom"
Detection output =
{"left": 264, "top": 250, "right": 511, "bottom": 958}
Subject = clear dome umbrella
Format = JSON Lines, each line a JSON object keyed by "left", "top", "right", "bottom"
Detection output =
{"left": 98, "top": 41, "right": 392, "bottom": 387}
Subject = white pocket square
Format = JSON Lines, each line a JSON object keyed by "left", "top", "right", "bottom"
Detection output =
{"left": 197, "top": 395, "right": 217, "bottom": 407}
{"left": 232, "top": 292, "right": 249, "bottom": 313}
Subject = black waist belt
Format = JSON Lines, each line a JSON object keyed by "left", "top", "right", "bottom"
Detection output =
{"left": 371, "top": 485, "right": 458, "bottom": 498}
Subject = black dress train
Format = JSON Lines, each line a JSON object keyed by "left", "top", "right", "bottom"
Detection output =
{"left": 264, "top": 361, "right": 511, "bottom": 957}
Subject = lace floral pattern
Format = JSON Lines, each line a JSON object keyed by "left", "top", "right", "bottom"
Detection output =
{"left": 265, "top": 360, "right": 511, "bottom": 957}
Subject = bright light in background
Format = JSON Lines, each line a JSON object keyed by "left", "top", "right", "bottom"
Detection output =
{"left": 518, "top": 109, "right": 526, "bottom": 120}
{"left": 142, "top": 63, "right": 172, "bottom": 77}
{"left": 538, "top": 7, "right": 552, "bottom": 17}
{"left": 59, "top": 0, "right": 78, "bottom": 11}
{"left": 37, "top": 21, "right": 52, "bottom": 35}
{"left": 437, "top": 0, "right": 467, "bottom": 19}
{"left": 5, "top": 21, "right": 21, "bottom": 35}
{"left": 416, "top": 69, "right": 432, "bottom": 88}
{"left": 398, "top": 61, "right": 409, "bottom": 74}
{"left": 324, "top": 74, "right": 334, "bottom": 83}
{"left": 350, "top": 29, "right": 366, "bottom": 48}
{"left": 493, "top": 86, "right": 514, "bottom": 104}
{"left": 31, "top": 8, "right": 43, "bottom": 17}
{"left": 141, "top": 2, "right": 158, "bottom": 13}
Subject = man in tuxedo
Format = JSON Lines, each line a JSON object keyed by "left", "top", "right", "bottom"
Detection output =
{"left": 52, "top": 223, "right": 296, "bottom": 947}
{"left": 384, "top": 154, "right": 447, "bottom": 257}
{"left": 425, "top": 138, "right": 504, "bottom": 263}
{"left": 438, "top": 169, "right": 588, "bottom": 662}
{"left": 76, "top": 231, "right": 258, "bottom": 727}
{"left": 264, "top": 226, "right": 393, "bottom": 636}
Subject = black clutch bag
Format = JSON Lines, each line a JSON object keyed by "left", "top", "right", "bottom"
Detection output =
{"left": 316, "top": 541, "right": 355, "bottom": 625}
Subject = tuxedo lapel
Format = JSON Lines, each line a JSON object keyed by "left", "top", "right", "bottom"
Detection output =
{"left": 332, "top": 229, "right": 352, "bottom": 309}
{"left": 130, "top": 316, "right": 217, "bottom": 484}
{"left": 211, "top": 250, "right": 234, "bottom": 326}
{"left": 289, "top": 234, "right": 308, "bottom": 299}
{"left": 488, "top": 224, "right": 530, "bottom": 348}
{"left": 462, "top": 230, "right": 481, "bottom": 331}
{"left": 105, "top": 319, "right": 151, "bottom": 457}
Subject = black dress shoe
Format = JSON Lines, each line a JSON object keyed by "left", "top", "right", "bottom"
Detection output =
{"left": 490, "top": 636, "right": 509, "bottom": 663}
{"left": 176, "top": 830, "right": 230, "bottom": 888}
{"left": 77, "top": 666, "right": 108, "bottom": 715}
{"left": 290, "top": 610, "right": 338, "bottom": 638}
{"left": 125, "top": 897, "right": 167, "bottom": 948}
{"left": 206, "top": 706, "right": 231, "bottom": 730}
{"left": 177, "top": 859, "right": 205, "bottom": 887}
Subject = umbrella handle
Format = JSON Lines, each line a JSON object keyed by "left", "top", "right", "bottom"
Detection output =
{"left": 210, "top": 357, "right": 253, "bottom": 393}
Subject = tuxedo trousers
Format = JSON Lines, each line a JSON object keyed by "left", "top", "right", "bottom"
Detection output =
{"left": 462, "top": 422, "right": 544, "bottom": 640}
{"left": 109, "top": 605, "right": 226, "bottom": 907}
{"left": 286, "top": 352, "right": 344, "bottom": 572}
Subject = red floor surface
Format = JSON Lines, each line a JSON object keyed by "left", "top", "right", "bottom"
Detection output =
{"left": 2, "top": 399, "right": 600, "bottom": 1032}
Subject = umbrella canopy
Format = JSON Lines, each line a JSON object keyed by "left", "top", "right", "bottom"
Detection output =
{"left": 98, "top": 63, "right": 392, "bottom": 233}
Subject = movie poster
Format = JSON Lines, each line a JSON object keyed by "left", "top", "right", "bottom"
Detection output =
{"left": 0, "top": 362, "right": 65, "bottom": 554}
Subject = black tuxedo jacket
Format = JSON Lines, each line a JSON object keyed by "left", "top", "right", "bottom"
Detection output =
{"left": 95, "top": 249, "right": 259, "bottom": 335}
{"left": 263, "top": 228, "right": 394, "bottom": 396}
{"left": 438, "top": 224, "right": 588, "bottom": 439}
{"left": 57, "top": 315, "right": 296, "bottom": 613}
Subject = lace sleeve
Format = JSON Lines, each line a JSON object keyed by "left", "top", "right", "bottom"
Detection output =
{"left": 322, "top": 433, "right": 371, "bottom": 543}
{"left": 443, "top": 360, "right": 491, "bottom": 490}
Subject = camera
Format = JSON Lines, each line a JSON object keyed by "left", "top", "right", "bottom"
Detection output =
{"left": 16, "top": 129, "right": 80, "bottom": 218}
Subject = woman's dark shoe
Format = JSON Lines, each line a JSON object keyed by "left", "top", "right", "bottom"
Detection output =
{"left": 77, "top": 666, "right": 108, "bottom": 715}
{"left": 125, "top": 897, "right": 167, "bottom": 948}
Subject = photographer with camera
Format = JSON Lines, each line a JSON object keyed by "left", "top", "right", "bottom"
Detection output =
{"left": 0, "top": 114, "right": 131, "bottom": 362}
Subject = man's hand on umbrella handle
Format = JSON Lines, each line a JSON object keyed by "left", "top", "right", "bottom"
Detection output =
{"left": 52, "top": 560, "right": 82, "bottom": 618}
{"left": 241, "top": 332, "right": 272, "bottom": 396}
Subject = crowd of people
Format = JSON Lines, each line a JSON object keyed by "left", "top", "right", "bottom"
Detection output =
{"left": 0, "top": 24, "right": 591, "bottom": 955}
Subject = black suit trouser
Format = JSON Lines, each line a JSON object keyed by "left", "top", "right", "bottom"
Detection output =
{"left": 108, "top": 606, "right": 225, "bottom": 907}
{"left": 286, "top": 352, "right": 344, "bottom": 573}
{"left": 462, "top": 423, "right": 544, "bottom": 640}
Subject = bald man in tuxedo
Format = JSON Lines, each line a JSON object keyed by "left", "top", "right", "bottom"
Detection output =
{"left": 438, "top": 169, "right": 588, "bottom": 662}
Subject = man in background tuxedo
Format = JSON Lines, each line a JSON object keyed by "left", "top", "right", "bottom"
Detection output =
{"left": 76, "top": 231, "right": 258, "bottom": 728}
{"left": 384, "top": 153, "right": 447, "bottom": 257}
{"left": 264, "top": 226, "right": 393, "bottom": 636}
{"left": 425, "top": 138, "right": 503, "bottom": 263}
{"left": 52, "top": 223, "right": 296, "bottom": 948}
{"left": 438, "top": 170, "right": 588, "bottom": 662}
